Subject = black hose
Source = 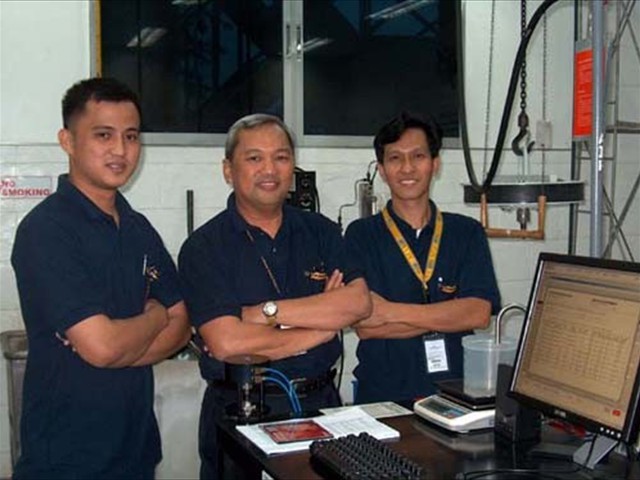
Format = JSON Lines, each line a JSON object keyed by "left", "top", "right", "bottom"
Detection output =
{"left": 457, "top": 0, "right": 560, "bottom": 194}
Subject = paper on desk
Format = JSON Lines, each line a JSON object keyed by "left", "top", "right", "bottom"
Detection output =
{"left": 236, "top": 407, "right": 400, "bottom": 456}
{"left": 320, "top": 401, "right": 412, "bottom": 419}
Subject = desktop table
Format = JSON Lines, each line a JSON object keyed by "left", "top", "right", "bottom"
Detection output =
{"left": 216, "top": 413, "right": 640, "bottom": 479}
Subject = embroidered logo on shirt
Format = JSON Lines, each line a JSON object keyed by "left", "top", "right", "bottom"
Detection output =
{"left": 305, "top": 264, "right": 327, "bottom": 281}
{"left": 439, "top": 284, "right": 457, "bottom": 294}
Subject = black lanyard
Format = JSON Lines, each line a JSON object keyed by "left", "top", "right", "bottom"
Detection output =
{"left": 245, "top": 229, "right": 282, "bottom": 296}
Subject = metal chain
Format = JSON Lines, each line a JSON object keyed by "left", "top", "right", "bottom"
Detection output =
{"left": 541, "top": 11, "right": 548, "bottom": 176}
{"left": 542, "top": 13, "right": 547, "bottom": 123}
{"left": 519, "top": 0, "right": 527, "bottom": 115}
{"left": 482, "top": 0, "right": 497, "bottom": 176}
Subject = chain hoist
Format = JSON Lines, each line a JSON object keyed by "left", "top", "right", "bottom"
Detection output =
{"left": 511, "top": 0, "right": 535, "bottom": 158}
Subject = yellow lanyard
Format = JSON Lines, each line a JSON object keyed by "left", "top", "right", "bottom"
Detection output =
{"left": 382, "top": 206, "right": 443, "bottom": 298}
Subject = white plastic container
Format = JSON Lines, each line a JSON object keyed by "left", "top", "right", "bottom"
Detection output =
{"left": 462, "top": 335, "right": 517, "bottom": 398}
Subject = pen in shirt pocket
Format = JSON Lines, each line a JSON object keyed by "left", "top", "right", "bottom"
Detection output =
{"left": 142, "top": 254, "right": 160, "bottom": 301}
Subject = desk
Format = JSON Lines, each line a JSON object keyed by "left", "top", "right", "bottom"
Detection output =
{"left": 216, "top": 414, "right": 640, "bottom": 479}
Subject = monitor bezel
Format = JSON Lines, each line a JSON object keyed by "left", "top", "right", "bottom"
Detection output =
{"left": 509, "top": 252, "right": 640, "bottom": 445}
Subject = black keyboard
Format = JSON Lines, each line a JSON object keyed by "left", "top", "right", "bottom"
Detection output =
{"left": 309, "top": 432, "right": 426, "bottom": 479}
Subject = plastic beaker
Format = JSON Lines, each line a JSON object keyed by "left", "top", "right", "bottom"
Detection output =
{"left": 462, "top": 335, "right": 517, "bottom": 398}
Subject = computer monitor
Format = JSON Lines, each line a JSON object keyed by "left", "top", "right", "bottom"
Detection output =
{"left": 509, "top": 253, "right": 640, "bottom": 468}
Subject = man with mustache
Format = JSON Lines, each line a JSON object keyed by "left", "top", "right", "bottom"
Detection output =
{"left": 345, "top": 112, "right": 501, "bottom": 405}
{"left": 178, "top": 113, "right": 371, "bottom": 479}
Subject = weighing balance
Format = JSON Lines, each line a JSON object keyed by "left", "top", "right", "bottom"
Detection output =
{"left": 413, "top": 380, "right": 495, "bottom": 433}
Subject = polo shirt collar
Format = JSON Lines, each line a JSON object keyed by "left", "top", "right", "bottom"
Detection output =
{"left": 385, "top": 199, "right": 438, "bottom": 236}
{"left": 56, "top": 174, "right": 134, "bottom": 222}
{"left": 227, "top": 192, "right": 249, "bottom": 233}
{"left": 226, "top": 192, "right": 291, "bottom": 238}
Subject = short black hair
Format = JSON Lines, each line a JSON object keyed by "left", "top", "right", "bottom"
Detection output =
{"left": 61, "top": 77, "right": 141, "bottom": 128}
{"left": 373, "top": 112, "right": 443, "bottom": 163}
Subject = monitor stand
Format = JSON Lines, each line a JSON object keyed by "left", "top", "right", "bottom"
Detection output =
{"left": 573, "top": 435, "right": 619, "bottom": 470}
{"left": 528, "top": 433, "right": 620, "bottom": 470}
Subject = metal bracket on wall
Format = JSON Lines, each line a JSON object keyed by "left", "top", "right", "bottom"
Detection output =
{"left": 479, "top": 194, "right": 547, "bottom": 240}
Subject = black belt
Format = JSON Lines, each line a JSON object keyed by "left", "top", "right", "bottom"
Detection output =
{"left": 209, "top": 369, "right": 336, "bottom": 396}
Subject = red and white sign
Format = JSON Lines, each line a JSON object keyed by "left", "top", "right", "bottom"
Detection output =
{"left": 1, "top": 176, "right": 53, "bottom": 199}
{"left": 573, "top": 46, "right": 593, "bottom": 139}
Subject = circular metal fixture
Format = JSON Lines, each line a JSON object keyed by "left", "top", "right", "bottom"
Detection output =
{"left": 463, "top": 176, "right": 584, "bottom": 206}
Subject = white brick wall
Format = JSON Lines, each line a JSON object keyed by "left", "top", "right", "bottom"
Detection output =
{"left": 1, "top": 0, "right": 638, "bottom": 476}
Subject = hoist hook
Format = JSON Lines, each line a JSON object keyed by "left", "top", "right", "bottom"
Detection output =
{"left": 511, "top": 112, "right": 535, "bottom": 157}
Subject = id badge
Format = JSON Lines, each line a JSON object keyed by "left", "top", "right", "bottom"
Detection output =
{"left": 423, "top": 334, "right": 449, "bottom": 373}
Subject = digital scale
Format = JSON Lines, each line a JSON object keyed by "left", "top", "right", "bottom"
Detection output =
{"left": 413, "top": 380, "right": 496, "bottom": 433}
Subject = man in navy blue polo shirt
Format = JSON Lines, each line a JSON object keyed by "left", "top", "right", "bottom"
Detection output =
{"left": 345, "top": 112, "right": 501, "bottom": 405}
{"left": 178, "top": 113, "right": 371, "bottom": 479}
{"left": 11, "top": 78, "right": 190, "bottom": 479}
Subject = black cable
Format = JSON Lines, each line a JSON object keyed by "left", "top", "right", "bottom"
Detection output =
{"left": 314, "top": 183, "right": 321, "bottom": 213}
{"left": 625, "top": 443, "right": 639, "bottom": 479}
{"left": 367, "top": 160, "right": 378, "bottom": 184}
{"left": 335, "top": 329, "right": 344, "bottom": 399}
{"left": 456, "top": 0, "right": 560, "bottom": 194}
{"left": 459, "top": 465, "right": 582, "bottom": 480}
{"left": 582, "top": 434, "right": 598, "bottom": 468}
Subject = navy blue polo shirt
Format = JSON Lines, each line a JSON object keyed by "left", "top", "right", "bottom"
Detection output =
{"left": 344, "top": 200, "right": 501, "bottom": 404}
{"left": 179, "top": 193, "right": 359, "bottom": 382}
{"left": 11, "top": 175, "right": 182, "bottom": 479}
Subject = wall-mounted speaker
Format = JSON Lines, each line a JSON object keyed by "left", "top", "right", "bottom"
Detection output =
{"left": 287, "top": 170, "right": 317, "bottom": 212}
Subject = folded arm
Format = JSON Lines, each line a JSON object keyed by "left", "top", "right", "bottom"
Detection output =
{"left": 242, "top": 274, "right": 372, "bottom": 330}
{"left": 65, "top": 299, "right": 171, "bottom": 368}
{"left": 355, "top": 292, "right": 491, "bottom": 340}
{"left": 131, "top": 300, "right": 191, "bottom": 366}
{"left": 199, "top": 315, "right": 337, "bottom": 362}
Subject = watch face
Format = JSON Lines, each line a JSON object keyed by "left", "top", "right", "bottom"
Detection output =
{"left": 263, "top": 301, "right": 278, "bottom": 317}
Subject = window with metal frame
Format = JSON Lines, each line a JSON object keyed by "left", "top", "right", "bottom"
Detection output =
{"left": 96, "top": 0, "right": 458, "bottom": 146}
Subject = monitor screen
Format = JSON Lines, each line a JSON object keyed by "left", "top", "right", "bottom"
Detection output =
{"left": 510, "top": 253, "right": 640, "bottom": 445}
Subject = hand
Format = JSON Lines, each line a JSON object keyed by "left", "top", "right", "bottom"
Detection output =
{"left": 319, "top": 329, "right": 338, "bottom": 344}
{"left": 324, "top": 269, "right": 344, "bottom": 292}
{"left": 355, "top": 292, "right": 387, "bottom": 329}
{"left": 144, "top": 299, "right": 170, "bottom": 328}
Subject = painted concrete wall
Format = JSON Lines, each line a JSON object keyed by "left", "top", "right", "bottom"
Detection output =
{"left": 1, "top": 0, "right": 638, "bottom": 477}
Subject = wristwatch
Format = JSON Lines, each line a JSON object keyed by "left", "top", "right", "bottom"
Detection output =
{"left": 262, "top": 301, "right": 278, "bottom": 327}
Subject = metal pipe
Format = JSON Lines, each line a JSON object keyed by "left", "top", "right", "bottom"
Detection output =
{"left": 590, "top": 0, "right": 605, "bottom": 257}
{"left": 187, "top": 189, "right": 194, "bottom": 236}
{"left": 568, "top": 1, "right": 582, "bottom": 256}
{"left": 495, "top": 303, "right": 526, "bottom": 344}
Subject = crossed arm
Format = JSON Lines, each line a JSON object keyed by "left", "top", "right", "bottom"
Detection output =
{"left": 354, "top": 292, "right": 491, "bottom": 340}
{"left": 199, "top": 271, "right": 372, "bottom": 362}
{"left": 64, "top": 299, "right": 191, "bottom": 368}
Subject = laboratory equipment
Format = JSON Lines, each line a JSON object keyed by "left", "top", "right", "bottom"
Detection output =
{"left": 414, "top": 394, "right": 495, "bottom": 434}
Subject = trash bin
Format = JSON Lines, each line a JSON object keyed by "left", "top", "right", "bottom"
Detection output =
{"left": 1, "top": 330, "right": 28, "bottom": 468}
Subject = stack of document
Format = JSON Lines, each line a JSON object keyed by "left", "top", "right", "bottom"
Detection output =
{"left": 236, "top": 406, "right": 401, "bottom": 456}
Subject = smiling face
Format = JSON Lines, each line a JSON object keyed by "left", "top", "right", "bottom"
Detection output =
{"left": 378, "top": 127, "right": 440, "bottom": 205}
{"left": 58, "top": 99, "right": 141, "bottom": 198}
{"left": 223, "top": 122, "right": 295, "bottom": 216}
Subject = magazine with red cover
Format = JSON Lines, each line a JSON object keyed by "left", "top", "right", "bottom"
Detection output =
{"left": 260, "top": 419, "right": 334, "bottom": 444}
